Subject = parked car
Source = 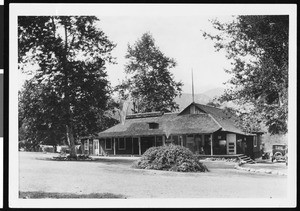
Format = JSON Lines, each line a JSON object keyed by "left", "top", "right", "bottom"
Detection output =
{"left": 271, "top": 144, "right": 287, "bottom": 163}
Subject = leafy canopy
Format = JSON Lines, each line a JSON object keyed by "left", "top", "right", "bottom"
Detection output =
{"left": 203, "top": 15, "right": 288, "bottom": 134}
{"left": 18, "top": 16, "right": 118, "bottom": 152}
{"left": 116, "top": 32, "right": 183, "bottom": 113}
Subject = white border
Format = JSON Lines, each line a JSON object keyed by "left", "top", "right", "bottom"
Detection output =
{"left": 9, "top": 3, "right": 297, "bottom": 208}
{"left": 1, "top": 1, "right": 4, "bottom": 208}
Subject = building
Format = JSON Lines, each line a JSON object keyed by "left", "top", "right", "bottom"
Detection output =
{"left": 80, "top": 103, "right": 262, "bottom": 159}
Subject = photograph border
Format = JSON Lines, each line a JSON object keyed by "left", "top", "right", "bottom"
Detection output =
{"left": 8, "top": 2, "right": 297, "bottom": 208}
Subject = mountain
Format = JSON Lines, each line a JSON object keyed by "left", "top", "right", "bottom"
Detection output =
{"left": 175, "top": 87, "right": 225, "bottom": 111}
{"left": 109, "top": 87, "right": 225, "bottom": 116}
{"left": 175, "top": 93, "right": 210, "bottom": 111}
{"left": 202, "top": 87, "right": 225, "bottom": 99}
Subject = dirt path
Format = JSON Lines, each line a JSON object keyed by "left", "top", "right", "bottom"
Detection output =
{"left": 19, "top": 152, "right": 288, "bottom": 198}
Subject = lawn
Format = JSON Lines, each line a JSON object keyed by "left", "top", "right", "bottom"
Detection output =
{"left": 19, "top": 152, "right": 288, "bottom": 199}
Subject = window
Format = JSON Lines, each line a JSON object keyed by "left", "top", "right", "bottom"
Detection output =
{"left": 253, "top": 136, "right": 257, "bottom": 147}
{"left": 105, "top": 138, "right": 112, "bottom": 150}
{"left": 84, "top": 140, "right": 89, "bottom": 150}
{"left": 149, "top": 122, "right": 159, "bottom": 129}
{"left": 118, "top": 138, "right": 126, "bottom": 150}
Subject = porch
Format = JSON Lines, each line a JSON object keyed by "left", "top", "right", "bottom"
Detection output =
{"left": 81, "top": 131, "right": 255, "bottom": 158}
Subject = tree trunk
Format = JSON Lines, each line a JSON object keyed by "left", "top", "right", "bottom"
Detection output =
{"left": 62, "top": 21, "right": 76, "bottom": 158}
{"left": 66, "top": 124, "right": 76, "bottom": 157}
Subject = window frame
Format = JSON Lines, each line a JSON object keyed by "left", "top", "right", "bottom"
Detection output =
{"left": 105, "top": 138, "right": 112, "bottom": 150}
{"left": 149, "top": 122, "right": 159, "bottom": 129}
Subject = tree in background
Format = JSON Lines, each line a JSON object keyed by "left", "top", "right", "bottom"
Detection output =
{"left": 116, "top": 32, "right": 183, "bottom": 113}
{"left": 18, "top": 16, "right": 117, "bottom": 156}
{"left": 18, "top": 79, "right": 66, "bottom": 149}
{"left": 203, "top": 15, "right": 288, "bottom": 134}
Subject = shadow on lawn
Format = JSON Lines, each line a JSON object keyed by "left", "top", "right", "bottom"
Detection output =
{"left": 19, "top": 191, "right": 126, "bottom": 199}
{"left": 36, "top": 157, "right": 137, "bottom": 166}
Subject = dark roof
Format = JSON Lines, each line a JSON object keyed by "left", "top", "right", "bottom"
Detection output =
{"left": 96, "top": 103, "right": 253, "bottom": 139}
{"left": 193, "top": 103, "right": 245, "bottom": 134}
{"left": 97, "top": 111, "right": 221, "bottom": 138}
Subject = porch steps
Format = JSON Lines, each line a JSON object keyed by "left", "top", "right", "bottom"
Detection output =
{"left": 238, "top": 154, "right": 256, "bottom": 164}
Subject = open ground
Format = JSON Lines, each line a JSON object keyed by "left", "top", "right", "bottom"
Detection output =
{"left": 19, "top": 152, "right": 288, "bottom": 199}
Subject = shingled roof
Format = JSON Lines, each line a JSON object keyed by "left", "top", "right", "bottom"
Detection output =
{"left": 193, "top": 103, "right": 245, "bottom": 134}
{"left": 97, "top": 103, "right": 248, "bottom": 138}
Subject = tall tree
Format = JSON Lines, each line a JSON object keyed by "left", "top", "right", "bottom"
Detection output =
{"left": 203, "top": 15, "right": 288, "bottom": 134}
{"left": 18, "top": 16, "right": 117, "bottom": 156}
{"left": 116, "top": 32, "right": 183, "bottom": 113}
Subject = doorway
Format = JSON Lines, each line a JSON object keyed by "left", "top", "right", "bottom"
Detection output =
{"left": 93, "top": 139, "right": 99, "bottom": 155}
{"left": 226, "top": 134, "right": 236, "bottom": 154}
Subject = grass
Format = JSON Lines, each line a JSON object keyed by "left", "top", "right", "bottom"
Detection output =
{"left": 19, "top": 191, "right": 126, "bottom": 199}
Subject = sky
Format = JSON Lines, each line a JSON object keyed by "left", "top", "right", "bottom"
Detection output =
{"left": 98, "top": 15, "right": 234, "bottom": 94}
{"left": 17, "top": 5, "right": 238, "bottom": 94}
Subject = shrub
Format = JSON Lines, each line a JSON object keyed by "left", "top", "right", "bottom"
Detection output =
{"left": 133, "top": 145, "right": 209, "bottom": 172}
{"left": 53, "top": 154, "right": 92, "bottom": 161}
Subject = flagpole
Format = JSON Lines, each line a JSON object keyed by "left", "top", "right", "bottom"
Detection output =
{"left": 192, "top": 68, "right": 195, "bottom": 103}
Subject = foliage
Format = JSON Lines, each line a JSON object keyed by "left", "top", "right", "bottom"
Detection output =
{"left": 53, "top": 154, "right": 92, "bottom": 161}
{"left": 203, "top": 16, "right": 288, "bottom": 134}
{"left": 19, "top": 140, "right": 35, "bottom": 151}
{"left": 19, "top": 79, "right": 67, "bottom": 146}
{"left": 206, "top": 98, "right": 221, "bottom": 108}
{"left": 133, "top": 145, "right": 209, "bottom": 172}
{"left": 18, "top": 16, "right": 117, "bottom": 156}
{"left": 116, "top": 32, "right": 183, "bottom": 113}
{"left": 222, "top": 105, "right": 263, "bottom": 134}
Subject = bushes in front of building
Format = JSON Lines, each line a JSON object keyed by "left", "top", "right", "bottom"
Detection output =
{"left": 53, "top": 154, "right": 92, "bottom": 161}
{"left": 133, "top": 145, "right": 209, "bottom": 172}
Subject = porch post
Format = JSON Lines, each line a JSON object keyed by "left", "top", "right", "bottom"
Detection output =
{"left": 162, "top": 135, "right": 166, "bottom": 146}
{"left": 210, "top": 134, "right": 213, "bottom": 155}
{"left": 113, "top": 138, "right": 116, "bottom": 155}
{"left": 138, "top": 137, "right": 141, "bottom": 156}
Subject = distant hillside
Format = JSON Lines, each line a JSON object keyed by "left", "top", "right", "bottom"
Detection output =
{"left": 175, "top": 87, "right": 225, "bottom": 111}
{"left": 175, "top": 93, "right": 210, "bottom": 111}
{"left": 202, "top": 87, "right": 225, "bottom": 99}
{"left": 109, "top": 87, "right": 225, "bottom": 116}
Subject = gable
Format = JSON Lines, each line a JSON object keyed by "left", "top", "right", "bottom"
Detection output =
{"left": 179, "top": 103, "right": 206, "bottom": 115}
{"left": 194, "top": 103, "right": 246, "bottom": 134}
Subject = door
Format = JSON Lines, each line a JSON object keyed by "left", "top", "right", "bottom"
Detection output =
{"left": 93, "top": 139, "right": 99, "bottom": 155}
{"left": 226, "top": 134, "right": 236, "bottom": 154}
